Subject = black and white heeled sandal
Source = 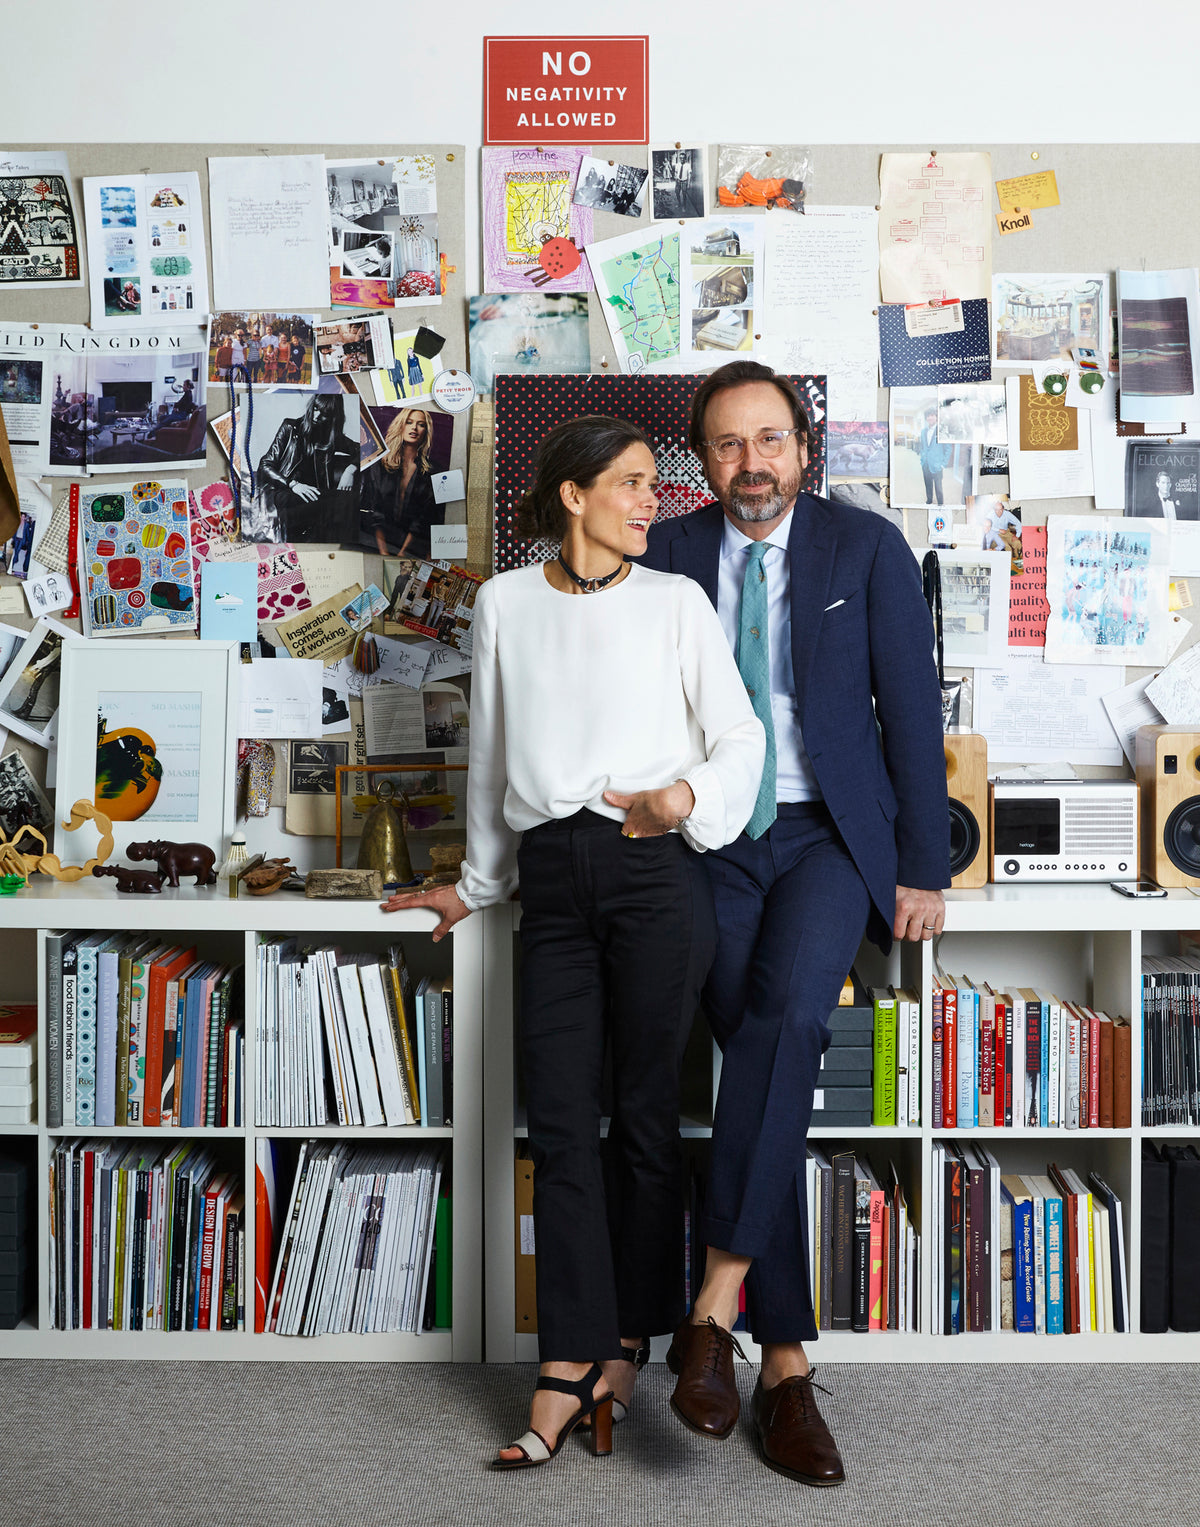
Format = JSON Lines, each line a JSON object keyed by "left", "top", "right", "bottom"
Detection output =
{"left": 491, "top": 1362, "right": 615, "bottom": 1470}
{"left": 581, "top": 1337, "right": 651, "bottom": 1427}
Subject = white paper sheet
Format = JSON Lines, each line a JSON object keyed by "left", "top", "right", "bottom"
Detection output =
{"left": 974, "top": 650, "right": 1124, "bottom": 764}
{"left": 1101, "top": 674, "right": 1165, "bottom": 768}
{"left": 756, "top": 207, "right": 879, "bottom": 422}
{"left": 294, "top": 549, "right": 366, "bottom": 607}
{"left": 878, "top": 151, "right": 991, "bottom": 305}
{"left": 237, "top": 657, "right": 323, "bottom": 739}
{"left": 362, "top": 683, "right": 425, "bottom": 757}
{"left": 83, "top": 171, "right": 209, "bottom": 329}
{"left": 1146, "top": 643, "right": 1200, "bottom": 725}
{"left": 1045, "top": 514, "right": 1172, "bottom": 666}
{"left": 1116, "top": 267, "right": 1200, "bottom": 423}
{"left": 1004, "top": 375, "right": 1094, "bottom": 500}
{"left": 209, "top": 154, "right": 329, "bottom": 309}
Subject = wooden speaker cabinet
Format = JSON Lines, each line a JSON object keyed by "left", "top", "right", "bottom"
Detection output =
{"left": 1136, "top": 725, "right": 1200, "bottom": 887}
{"left": 945, "top": 731, "right": 988, "bottom": 889}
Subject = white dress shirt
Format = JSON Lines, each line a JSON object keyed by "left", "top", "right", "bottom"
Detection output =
{"left": 717, "top": 510, "right": 822, "bottom": 802}
{"left": 456, "top": 562, "right": 766, "bottom": 910}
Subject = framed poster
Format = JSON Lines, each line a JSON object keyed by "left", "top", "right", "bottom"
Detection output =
{"left": 55, "top": 639, "right": 238, "bottom": 860}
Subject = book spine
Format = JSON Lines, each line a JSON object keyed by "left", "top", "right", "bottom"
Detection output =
{"left": 831, "top": 1153, "right": 854, "bottom": 1331}
{"left": 931, "top": 988, "right": 943, "bottom": 1130}
{"left": 908, "top": 993, "right": 921, "bottom": 1126}
{"left": 62, "top": 946, "right": 78, "bottom": 1129}
{"left": 1002, "top": 996, "right": 1014, "bottom": 1127}
{"left": 1066, "top": 1017, "right": 1080, "bottom": 1129}
{"left": 979, "top": 1009, "right": 994, "bottom": 1127}
{"left": 96, "top": 949, "right": 119, "bottom": 1128}
{"left": 45, "top": 934, "right": 65, "bottom": 1129}
{"left": 942, "top": 987, "right": 957, "bottom": 1129}
{"left": 1025, "top": 1000, "right": 1042, "bottom": 1126}
{"left": 442, "top": 988, "right": 453, "bottom": 1127}
{"left": 75, "top": 943, "right": 99, "bottom": 1126}
{"left": 1046, "top": 1002, "right": 1061, "bottom": 1128}
{"left": 1045, "top": 1196, "right": 1064, "bottom": 1334}
{"left": 1039, "top": 1001, "right": 1050, "bottom": 1129}
{"left": 143, "top": 961, "right": 170, "bottom": 1129}
{"left": 871, "top": 991, "right": 897, "bottom": 1127}
{"left": 198, "top": 1190, "right": 219, "bottom": 1330}
{"left": 957, "top": 991, "right": 974, "bottom": 1129}
{"left": 868, "top": 1189, "right": 885, "bottom": 1330}
{"left": 1089, "top": 1013, "right": 1101, "bottom": 1128}
{"left": 115, "top": 953, "right": 134, "bottom": 1129}
{"left": 1013, "top": 1200, "right": 1035, "bottom": 1332}
{"left": 1114, "top": 1021, "right": 1132, "bottom": 1129}
{"left": 851, "top": 1176, "right": 871, "bottom": 1333}
{"left": 127, "top": 956, "right": 150, "bottom": 1126}
{"left": 425, "top": 985, "right": 444, "bottom": 1129}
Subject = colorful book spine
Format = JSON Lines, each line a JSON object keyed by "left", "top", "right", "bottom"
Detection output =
{"left": 931, "top": 985, "right": 943, "bottom": 1130}
{"left": 942, "top": 984, "right": 957, "bottom": 1129}
{"left": 870, "top": 988, "right": 897, "bottom": 1126}
{"left": 75, "top": 938, "right": 102, "bottom": 1127}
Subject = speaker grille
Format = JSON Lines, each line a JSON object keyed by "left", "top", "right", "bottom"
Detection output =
{"left": 1064, "top": 797, "right": 1137, "bottom": 853}
{"left": 948, "top": 799, "right": 980, "bottom": 878}
{"left": 1164, "top": 799, "right": 1200, "bottom": 875}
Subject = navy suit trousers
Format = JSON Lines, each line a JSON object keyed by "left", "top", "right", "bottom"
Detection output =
{"left": 701, "top": 802, "right": 871, "bottom": 1345}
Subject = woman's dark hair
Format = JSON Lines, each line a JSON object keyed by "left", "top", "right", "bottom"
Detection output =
{"left": 687, "top": 360, "right": 813, "bottom": 456}
{"left": 517, "top": 414, "right": 651, "bottom": 539}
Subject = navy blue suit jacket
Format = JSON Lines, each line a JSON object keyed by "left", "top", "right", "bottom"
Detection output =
{"left": 640, "top": 495, "right": 950, "bottom": 950}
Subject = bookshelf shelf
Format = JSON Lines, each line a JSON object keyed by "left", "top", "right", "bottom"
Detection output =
{"left": 1, "top": 889, "right": 481, "bottom": 1363}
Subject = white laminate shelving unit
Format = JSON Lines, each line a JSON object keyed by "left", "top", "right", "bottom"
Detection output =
{"left": 483, "top": 887, "right": 1200, "bottom": 1363}
{"left": 0, "top": 880, "right": 481, "bottom": 1361}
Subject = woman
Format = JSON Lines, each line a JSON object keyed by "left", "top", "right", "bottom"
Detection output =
{"left": 214, "top": 332, "right": 233, "bottom": 382}
{"left": 383, "top": 416, "right": 764, "bottom": 1469}
{"left": 406, "top": 346, "right": 423, "bottom": 389}
{"left": 253, "top": 392, "right": 358, "bottom": 543}
{"left": 358, "top": 407, "right": 440, "bottom": 556}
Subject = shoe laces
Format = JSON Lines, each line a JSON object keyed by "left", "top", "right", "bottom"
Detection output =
{"left": 702, "top": 1315, "right": 748, "bottom": 1374}
{"left": 778, "top": 1367, "right": 832, "bottom": 1422}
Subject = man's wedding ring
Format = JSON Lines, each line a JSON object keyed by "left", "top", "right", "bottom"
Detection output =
{"left": 922, "top": 922, "right": 937, "bottom": 929}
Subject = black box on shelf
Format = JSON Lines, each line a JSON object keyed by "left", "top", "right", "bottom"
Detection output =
{"left": 820, "top": 1044, "right": 872, "bottom": 1075}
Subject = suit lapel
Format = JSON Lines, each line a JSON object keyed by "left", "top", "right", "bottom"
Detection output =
{"left": 787, "top": 495, "right": 836, "bottom": 722}
{"left": 673, "top": 503, "right": 723, "bottom": 610}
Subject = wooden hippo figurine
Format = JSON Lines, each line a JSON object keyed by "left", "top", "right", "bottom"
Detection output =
{"left": 93, "top": 863, "right": 165, "bottom": 894}
{"left": 127, "top": 839, "right": 217, "bottom": 888}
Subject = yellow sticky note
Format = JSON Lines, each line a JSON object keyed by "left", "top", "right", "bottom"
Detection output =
{"left": 1170, "top": 580, "right": 1193, "bottom": 611}
{"left": 996, "top": 208, "right": 1034, "bottom": 236}
{"left": 995, "top": 170, "right": 1059, "bottom": 212}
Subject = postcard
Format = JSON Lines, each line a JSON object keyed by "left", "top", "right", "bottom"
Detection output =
{"left": 199, "top": 560, "right": 258, "bottom": 643}
{"left": 315, "top": 317, "right": 391, "bottom": 376}
{"left": 468, "top": 293, "right": 590, "bottom": 396}
{"left": 83, "top": 172, "right": 209, "bottom": 329}
{"left": 574, "top": 156, "right": 648, "bottom": 217}
{"left": 649, "top": 145, "right": 706, "bottom": 220}
{"left": 482, "top": 146, "right": 595, "bottom": 294}
{"left": 585, "top": 224, "right": 681, "bottom": 374}
{"left": 992, "top": 273, "right": 1108, "bottom": 367}
{"left": 0, "top": 151, "right": 83, "bottom": 288}
{"left": 207, "top": 311, "right": 315, "bottom": 389}
{"left": 327, "top": 155, "right": 440, "bottom": 310}
{"left": 757, "top": 207, "right": 879, "bottom": 422}
{"left": 878, "top": 151, "right": 991, "bottom": 304}
{"left": 827, "top": 422, "right": 889, "bottom": 480}
{"left": 678, "top": 216, "right": 762, "bottom": 366}
{"left": 77, "top": 479, "right": 195, "bottom": 636}
{"left": 208, "top": 153, "right": 329, "bottom": 309}
{"left": 878, "top": 298, "right": 990, "bottom": 388}
{"left": 1044, "top": 515, "right": 1170, "bottom": 666}
{"left": 1117, "top": 267, "right": 1200, "bottom": 423}
{"left": 889, "top": 388, "right": 975, "bottom": 510}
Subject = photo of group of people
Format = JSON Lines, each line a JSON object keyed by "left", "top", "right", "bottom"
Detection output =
{"left": 314, "top": 318, "right": 390, "bottom": 376}
{"left": 573, "top": 157, "right": 649, "bottom": 218}
{"left": 206, "top": 312, "right": 315, "bottom": 387}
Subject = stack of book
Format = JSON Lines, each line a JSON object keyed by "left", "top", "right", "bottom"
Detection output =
{"left": 1141, "top": 1142, "right": 1200, "bottom": 1331}
{"left": 1141, "top": 956, "right": 1200, "bottom": 1125}
{"left": 806, "top": 1148, "right": 919, "bottom": 1332}
{"left": 0, "top": 1151, "right": 31, "bottom": 1329}
{"left": 0, "top": 1005, "right": 36, "bottom": 1125}
{"left": 48, "top": 1140, "right": 244, "bottom": 1331}
{"left": 809, "top": 976, "right": 921, "bottom": 1128}
{"left": 45, "top": 933, "right": 243, "bottom": 1130}
{"left": 255, "top": 940, "right": 452, "bottom": 1128}
{"left": 932, "top": 973, "right": 1131, "bottom": 1130}
{"left": 263, "top": 1141, "right": 447, "bottom": 1336}
{"left": 930, "top": 1143, "right": 1128, "bottom": 1335}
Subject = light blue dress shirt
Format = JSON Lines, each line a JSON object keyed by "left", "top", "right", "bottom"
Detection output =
{"left": 717, "top": 510, "right": 822, "bottom": 803}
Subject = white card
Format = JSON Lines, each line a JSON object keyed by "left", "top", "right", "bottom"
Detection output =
{"left": 430, "top": 524, "right": 469, "bottom": 560}
{"left": 431, "top": 470, "right": 465, "bottom": 505}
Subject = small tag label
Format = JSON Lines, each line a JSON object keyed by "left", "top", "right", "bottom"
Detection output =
{"left": 996, "top": 208, "right": 1034, "bottom": 235}
{"left": 904, "top": 299, "right": 964, "bottom": 337}
{"left": 520, "top": 1214, "right": 536, "bottom": 1255}
{"left": 431, "top": 469, "right": 465, "bottom": 505}
{"left": 813, "top": 1088, "right": 825, "bottom": 1110}
{"left": 431, "top": 525, "right": 469, "bottom": 559}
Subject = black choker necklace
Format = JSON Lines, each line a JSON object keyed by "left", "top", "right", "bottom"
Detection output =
{"left": 557, "top": 550, "right": 625, "bottom": 593}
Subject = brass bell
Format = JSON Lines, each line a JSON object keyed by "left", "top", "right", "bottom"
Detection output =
{"left": 356, "top": 779, "right": 413, "bottom": 888}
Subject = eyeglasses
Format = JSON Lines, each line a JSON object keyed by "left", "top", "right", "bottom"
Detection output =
{"left": 702, "top": 428, "right": 804, "bottom": 464}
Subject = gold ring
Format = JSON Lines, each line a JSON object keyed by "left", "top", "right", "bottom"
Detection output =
{"left": 626, "top": 830, "right": 637, "bottom": 839}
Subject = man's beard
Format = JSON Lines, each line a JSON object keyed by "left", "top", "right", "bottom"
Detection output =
{"left": 720, "top": 466, "right": 802, "bottom": 523}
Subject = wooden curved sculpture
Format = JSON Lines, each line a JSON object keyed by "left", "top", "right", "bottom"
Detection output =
{"left": 0, "top": 800, "right": 115, "bottom": 883}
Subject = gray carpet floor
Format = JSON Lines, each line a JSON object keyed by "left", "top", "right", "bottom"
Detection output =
{"left": 4, "top": 1360, "right": 1194, "bottom": 1527}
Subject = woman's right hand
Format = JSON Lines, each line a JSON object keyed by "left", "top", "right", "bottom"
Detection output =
{"left": 380, "top": 882, "right": 472, "bottom": 942}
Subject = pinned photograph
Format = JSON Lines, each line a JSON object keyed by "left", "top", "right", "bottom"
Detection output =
{"left": 889, "top": 388, "right": 974, "bottom": 509}
{"left": 573, "top": 157, "right": 648, "bottom": 217}
{"left": 315, "top": 317, "right": 392, "bottom": 376}
{"left": 327, "top": 157, "right": 440, "bottom": 308}
{"left": 650, "top": 145, "right": 706, "bottom": 220}
{"left": 0, "top": 750, "right": 53, "bottom": 852}
{"left": 375, "top": 328, "right": 443, "bottom": 407}
{"left": 358, "top": 406, "right": 452, "bottom": 558}
{"left": 81, "top": 352, "right": 206, "bottom": 471}
{"left": 827, "top": 422, "right": 889, "bottom": 480}
{"left": 681, "top": 218, "right": 759, "bottom": 360}
{"left": 993, "top": 274, "right": 1107, "bottom": 365}
{"left": 0, "top": 616, "right": 74, "bottom": 747}
{"left": 937, "top": 383, "right": 1007, "bottom": 445}
{"left": 967, "top": 494, "right": 1023, "bottom": 573}
{"left": 911, "top": 546, "right": 1011, "bottom": 666}
{"left": 208, "top": 312, "right": 316, "bottom": 387}
{"left": 467, "top": 293, "right": 590, "bottom": 396}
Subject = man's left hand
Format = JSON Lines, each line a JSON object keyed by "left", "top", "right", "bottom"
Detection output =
{"left": 894, "top": 885, "right": 945, "bottom": 942}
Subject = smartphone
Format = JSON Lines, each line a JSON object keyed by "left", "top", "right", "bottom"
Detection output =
{"left": 1111, "top": 879, "right": 1167, "bottom": 898}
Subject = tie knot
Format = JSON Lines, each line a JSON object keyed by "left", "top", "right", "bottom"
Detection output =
{"left": 747, "top": 542, "right": 768, "bottom": 564}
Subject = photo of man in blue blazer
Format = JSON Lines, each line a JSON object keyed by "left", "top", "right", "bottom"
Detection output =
{"left": 639, "top": 360, "right": 950, "bottom": 1488}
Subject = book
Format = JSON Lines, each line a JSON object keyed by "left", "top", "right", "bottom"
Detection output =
{"left": 387, "top": 944, "right": 422, "bottom": 1126}
{"left": 1141, "top": 1142, "right": 1169, "bottom": 1332}
{"left": 941, "top": 979, "right": 957, "bottom": 1128}
{"left": 425, "top": 980, "right": 444, "bottom": 1129}
{"left": 978, "top": 988, "right": 995, "bottom": 1128}
{"left": 143, "top": 947, "right": 196, "bottom": 1128}
{"left": 1001, "top": 1175, "right": 1034, "bottom": 1330}
{"left": 830, "top": 1149, "right": 855, "bottom": 1331}
{"left": 44, "top": 936, "right": 71, "bottom": 1128}
{"left": 1029, "top": 1174, "right": 1064, "bottom": 1335}
{"left": 1019, "top": 989, "right": 1042, "bottom": 1126}
{"left": 1113, "top": 1017, "right": 1132, "bottom": 1128}
{"left": 870, "top": 988, "right": 897, "bottom": 1126}
{"left": 931, "top": 982, "right": 943, "bottom": 1129}
{"left": 851, "top": 1158, "right": 873, "bottom": 1333}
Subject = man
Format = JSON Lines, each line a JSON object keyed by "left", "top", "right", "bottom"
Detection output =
{"left": 640, "top": 361, "right": 949, "bottom": 1487}
{"left": 918, "top": 405, "right": 948, "bottom": 505}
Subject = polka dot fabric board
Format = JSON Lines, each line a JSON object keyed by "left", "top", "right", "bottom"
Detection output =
{"left": 493, "top": 373, "right": 827, "bottom": 571}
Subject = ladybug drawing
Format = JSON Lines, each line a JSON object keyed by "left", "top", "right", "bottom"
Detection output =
{"left": 530, "top": 230, "right": 582, "bottom": 288}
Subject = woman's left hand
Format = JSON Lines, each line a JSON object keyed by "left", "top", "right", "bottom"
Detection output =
{"left": 603, "top": 780, "right": 695, "bottom": 839}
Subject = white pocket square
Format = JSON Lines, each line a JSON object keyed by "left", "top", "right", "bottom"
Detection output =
{"left": 824, "top": 598, "right": 846, "bottom": 612}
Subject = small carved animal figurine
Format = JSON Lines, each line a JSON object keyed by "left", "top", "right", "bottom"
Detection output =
{"left": 127, "top": 839, "right": 217, "bottom": 888}
{"left": 93, "top": 864, "right": 164, "bottom": 894}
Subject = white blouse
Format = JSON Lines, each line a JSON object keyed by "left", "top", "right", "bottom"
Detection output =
{"left": 456, "top": 561, "right": 766, "bottom": 911}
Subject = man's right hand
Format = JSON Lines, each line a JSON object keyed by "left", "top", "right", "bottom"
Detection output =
{"left": 291, "top": 483, "right": 321, "bottom": 503}
{"left": 380, "top": 883, "right": 471, "bottom": 942}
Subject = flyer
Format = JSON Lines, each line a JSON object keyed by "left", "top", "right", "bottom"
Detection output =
{"left": 83, "top": 172, "right": 209, "bottom": 328}
{"left": 0, "top": 151, "right": 83, "bottom": 288}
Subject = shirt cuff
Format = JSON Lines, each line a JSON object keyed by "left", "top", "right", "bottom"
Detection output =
{"left": 677, "top": 762, "right": 727, "bottom": 853}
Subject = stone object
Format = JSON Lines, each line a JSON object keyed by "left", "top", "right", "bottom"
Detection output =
{"left": 305, "top": 868, "right": 384, "bottom": 899}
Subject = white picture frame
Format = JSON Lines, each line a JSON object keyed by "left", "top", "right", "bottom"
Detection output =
{"left": 55, "top": 639, "right": 239, "bottom": 860}
{"left": 912, "top": 546, "right": 1011, "bottom": 668}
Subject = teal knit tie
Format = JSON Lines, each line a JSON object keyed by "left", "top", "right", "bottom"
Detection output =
{"left": 738, "top": 542, "right": 777, "bottom": 839}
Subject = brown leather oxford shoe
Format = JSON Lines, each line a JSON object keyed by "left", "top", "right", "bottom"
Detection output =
{"left": 665, "top": 1316, "right": 745, "bottom": 1439}
{"left": 750, "top": 1370, "right": 846, "bottom": 1487}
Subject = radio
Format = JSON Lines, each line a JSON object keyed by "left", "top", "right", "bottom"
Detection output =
{"left": 990, "top": 779, "right": 1138, "bottom": 882}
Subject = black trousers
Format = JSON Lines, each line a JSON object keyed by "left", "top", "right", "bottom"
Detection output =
{"left": 518, "top": 810, "right": 717, "bottom": 1362}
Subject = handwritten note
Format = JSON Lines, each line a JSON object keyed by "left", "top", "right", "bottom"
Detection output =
{"left": 208, "top": 154, "right": 329, "bottom": 308}
{"left": 995, "top": 170, "right": 1059, "bottom": 212}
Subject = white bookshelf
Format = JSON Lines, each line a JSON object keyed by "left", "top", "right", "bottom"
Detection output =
{"left": 483, "top": 888, "right": 1200, "bottom": 1364}
{"left": 0, "top": 882, "right": 480, "bottom": 1361}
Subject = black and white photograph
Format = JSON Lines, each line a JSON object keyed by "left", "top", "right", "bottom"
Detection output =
{"left": 937, "top": 383, "right": 1007, "bottom": 446}
{"left": 321, "top": 678, "right": 351, "bottom": 733}
{"left": 978, "top": 441, "right": 1009, "bottom": 476}
{"left": 0, "top": 617, "right": 72, "bottom": 747}
{"left": 422, "top": 685, "right": 469, "bottom": 749}
{"left": 828, "top": 480, "right": 903, "bottom": 533}
{"left": 1124, "top": 441, "right": 1200, "bottom": 519}
{"left": 573, "top": 157, "right": 649, "bottom": 217}
{"left": 650, "top": 145, "right": 705, "bottom": 219}
{"left": 214, "top": 391, "right": 361, "bottom": 545}
{"left": 0, "top": 749, "right": 53, "bottom": 851}
{"left": 289, "top": 740, "right": 349, "bottom": 795}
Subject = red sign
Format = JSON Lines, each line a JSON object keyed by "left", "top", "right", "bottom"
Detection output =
{"left": 484, "top": 36, "right": 648, "bottom": 145}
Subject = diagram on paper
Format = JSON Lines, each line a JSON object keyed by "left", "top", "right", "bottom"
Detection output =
{"left": 588, "top": 228, "right": 681, "bottom": 373}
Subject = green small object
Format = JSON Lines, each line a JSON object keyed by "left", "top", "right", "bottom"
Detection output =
{"left": 1079, "top": 371, "right": 1105, "bottom": 394}
{"left": 1043, "top": 373, "right": 1068, "bottom": 395}
{"left": 0, "top": 874, "right": 26, "bottom": 896}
